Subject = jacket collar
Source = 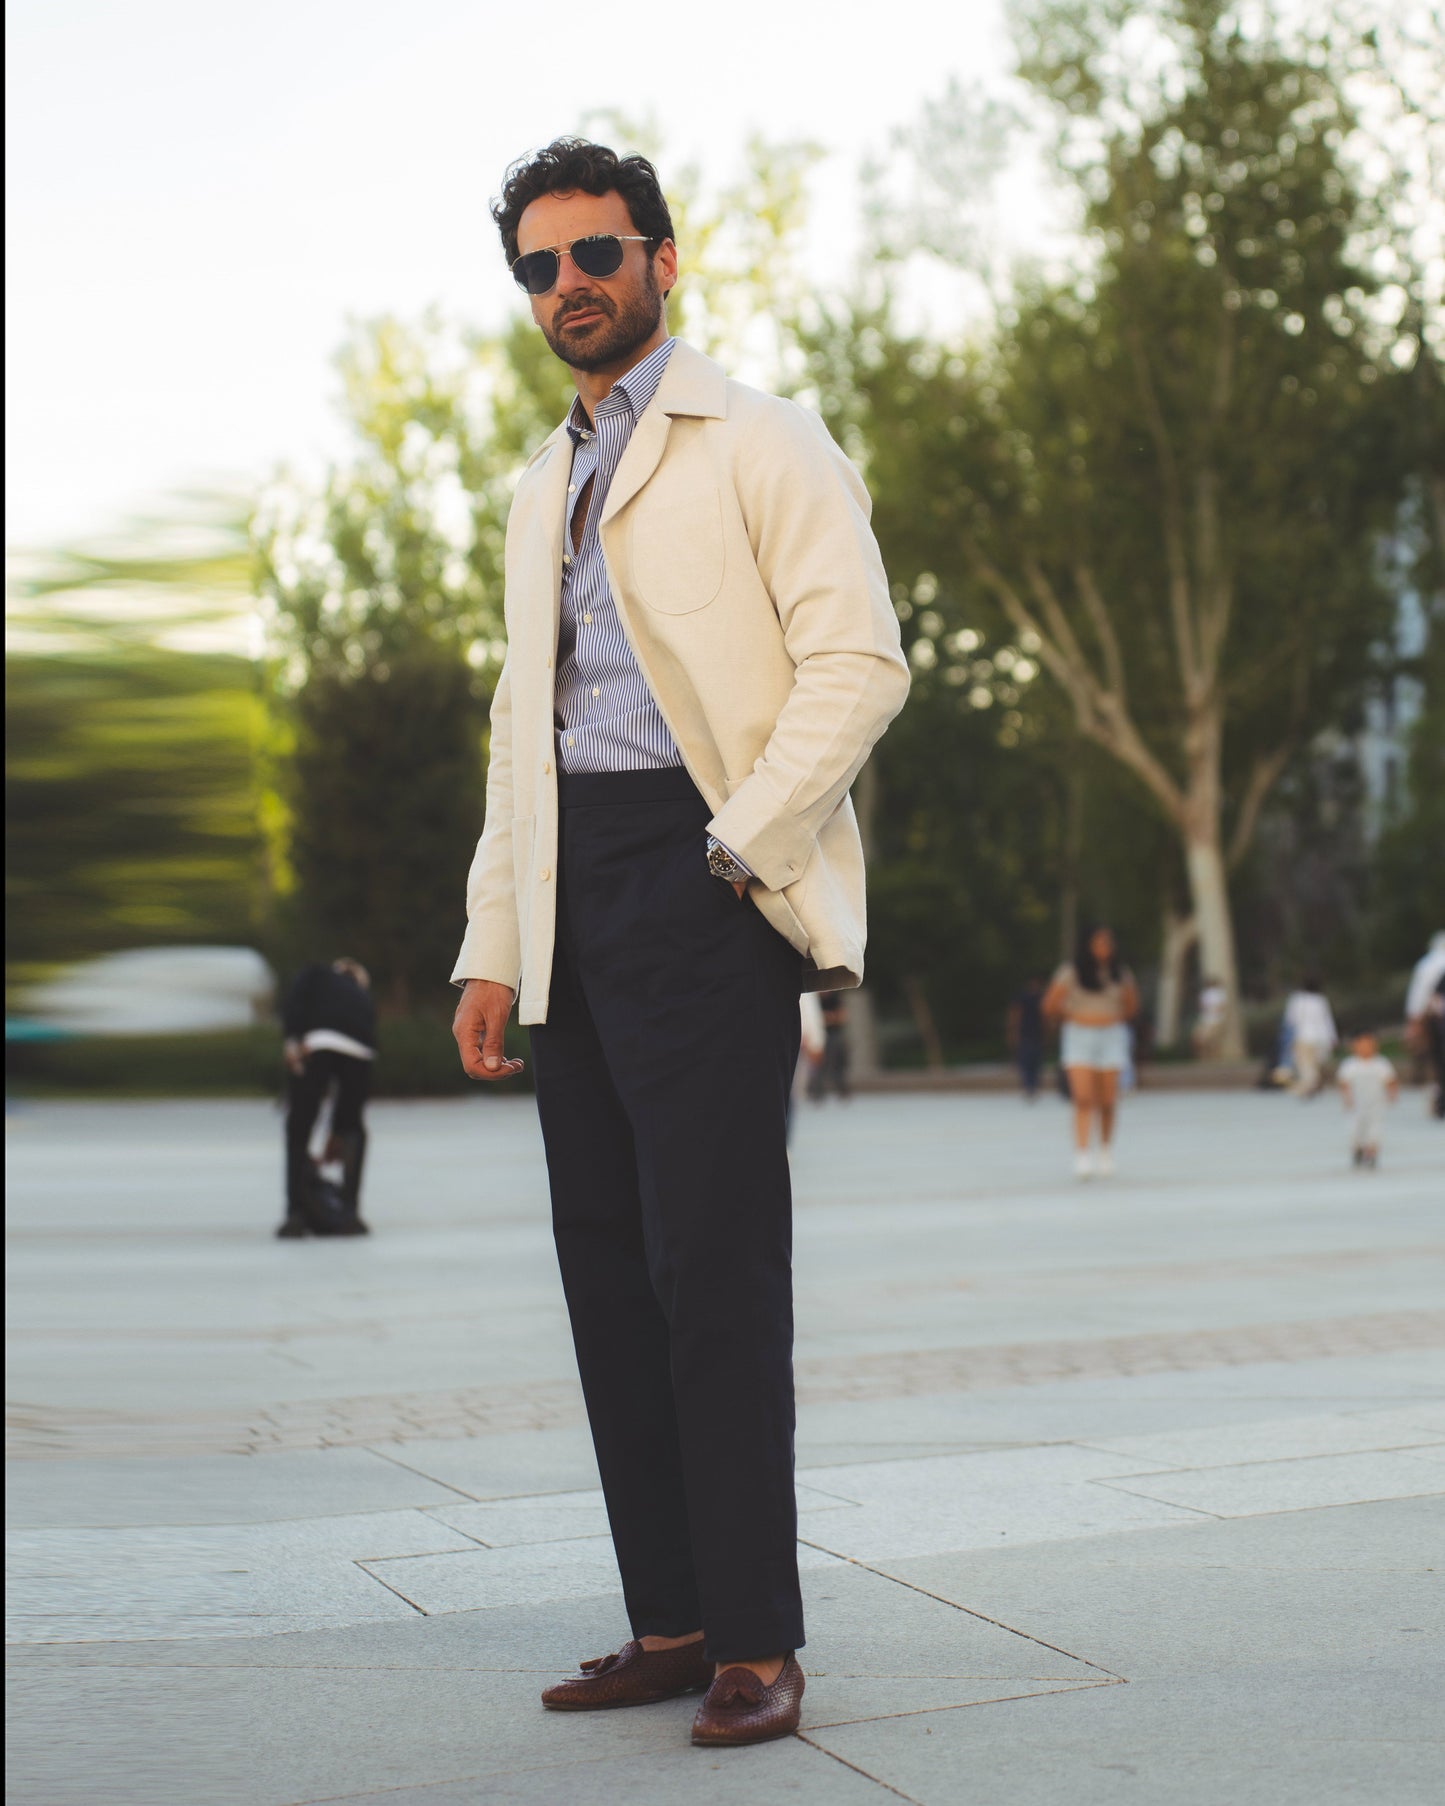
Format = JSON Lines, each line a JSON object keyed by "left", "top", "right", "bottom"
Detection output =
{"left": 521, "top": 337, "right": 728, "bottom": 474}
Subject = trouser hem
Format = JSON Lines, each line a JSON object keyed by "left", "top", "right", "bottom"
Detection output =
{"left": 704, "top": 1620, "right": 807, "bottom": 1666}
{"left": 630, "top": 1615, "right": 705, "bottom": 1640}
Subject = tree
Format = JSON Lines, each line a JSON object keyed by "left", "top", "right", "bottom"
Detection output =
{"left": 879, "top": 0, "right": 1411, "bottom": 1053}
{"left": 6, "top": 510, "right": 261, "bottom": 979}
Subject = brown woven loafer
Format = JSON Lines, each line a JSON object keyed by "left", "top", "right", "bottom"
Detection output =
{"left": 691, "top": 1654, "right": 805, "bottom": 1746}
{"left": 541, "top": 1638, "right": 711, "bottom": 1711}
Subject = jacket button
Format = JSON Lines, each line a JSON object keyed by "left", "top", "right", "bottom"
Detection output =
{"left": 539, "top": 869, "right": 551, "bottom": 882}
{"left": 542, "top": 761, "right": 551, "bottom": 775}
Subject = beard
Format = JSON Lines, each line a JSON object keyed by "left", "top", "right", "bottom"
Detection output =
{"left": 541, "top": 264, "right": 665, "bottom": 374}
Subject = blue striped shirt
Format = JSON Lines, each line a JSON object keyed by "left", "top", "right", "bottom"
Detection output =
{"left": 556, "top": 337, "right": 682, "bottom": 773}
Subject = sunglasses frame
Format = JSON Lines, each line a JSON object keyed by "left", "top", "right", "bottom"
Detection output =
{"left": 510, "top": 233, "right": 657, "bottom": 296}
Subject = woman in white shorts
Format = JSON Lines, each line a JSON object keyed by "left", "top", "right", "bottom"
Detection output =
{"left": 1044, "top": 925, "right": 1139, "bottom": 1178}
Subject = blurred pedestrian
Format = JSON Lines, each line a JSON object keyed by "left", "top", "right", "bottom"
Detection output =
{"left": 794, "top": 991, "right": 825, "bottom": 1134}
{"left": 448, "top": 139, "right": 908, "bottom": 1742}
{"left": 1043, "top": 925, "right": 1139, "bottom": 1179}
{"left": 1006, "top": 975, "right": 1047, "bottom": 1101}
{"left": 1404, "top": 932, "right": 1445, "bottom": 1119}
{"left": 1190, "top": 977, "right": 1228, "bottom": 1060}
{"left": 277, "top": 958, "right": 375, "bottom": 1238}
{"left": 1337, "top": 1031, "right": 1399, "bottom": 1169}
{"left": 1283, "top": 974, "right": 1337, "bottom": 1097}
{"left": 807, "top": 991, "right": 851, "bottom": 1101}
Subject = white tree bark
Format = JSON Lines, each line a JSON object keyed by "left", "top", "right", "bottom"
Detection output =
{"left": 1184, "top": 831, "right": 1246, "bottom": 1059}
{"left": 1154, "top": 904, "right": 1199, "bottom": 1049}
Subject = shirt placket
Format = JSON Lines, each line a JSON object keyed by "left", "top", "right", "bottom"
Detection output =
{"left": 578, "top": 402, "right": 628, "bottom": 749}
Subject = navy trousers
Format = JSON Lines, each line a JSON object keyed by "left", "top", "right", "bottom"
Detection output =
{"left": 529, "top": 768, "right": 804, "bottom": 1663}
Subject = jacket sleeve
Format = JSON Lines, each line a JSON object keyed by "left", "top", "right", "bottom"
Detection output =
{"left": 449, "top": 657, "right": 524, "bottom": 991}
{"left": 704, "top": 400, "right": 910, "bottom": 890}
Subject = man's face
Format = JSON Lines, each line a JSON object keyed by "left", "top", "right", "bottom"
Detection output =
{"left": 516, "top": 188, "right": 676, "bottom": 375}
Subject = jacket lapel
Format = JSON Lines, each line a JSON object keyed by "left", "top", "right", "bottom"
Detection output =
{"left": 518, "top": 425, "right": 573, "bottom": 640}
{"left": 599, "top": 398, "right": 672, "bottom": 528}
{"left": 599, "top": 340, "right": 728, "bottom": 527}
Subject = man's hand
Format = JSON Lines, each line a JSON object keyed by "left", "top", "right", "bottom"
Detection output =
{"left": 732, "top": 879, "right": 747, "bottom": 900}
{"left": 283, "top": 1038, "right": 306, "bottom": 1076}
{"left": 453, "top": 979, "right": 524, "bottom": 1081}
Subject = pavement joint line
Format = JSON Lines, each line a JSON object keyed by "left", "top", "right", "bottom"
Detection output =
{"left": 798, "top": 1543, "right": 1126, "bottom": 1681}
{"left": 1081, "top": 1438, "right": 1445, "bottom": 1476}
{"left": 795, "top": 1731, "right": 928, "bottom": 1802}
{"left": 803, "top": 1677, "right": 1122, "bottom": 1731}
{"left": 352, "top": 1563, "right": 428, "bottom": 1617}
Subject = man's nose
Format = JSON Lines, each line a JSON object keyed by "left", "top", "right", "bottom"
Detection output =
{"left": 554, "top": 251, "right": 596, "bottom": 298}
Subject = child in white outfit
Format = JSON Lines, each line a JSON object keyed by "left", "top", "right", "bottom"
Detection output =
{"left": 1337, "top": 1032, "right": 1399, "bottom": 1168}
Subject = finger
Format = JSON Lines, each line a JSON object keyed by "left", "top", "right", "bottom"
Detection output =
{"left": 480, "top": 1009, "right": 511, "bottom": 1073}
{"left": 461, "top": 1047, "right": 524, "bottom": 1082}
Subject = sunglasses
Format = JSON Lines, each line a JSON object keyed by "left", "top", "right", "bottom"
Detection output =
{"left": 510, "top": 233, "right": 655, "bottom": 296}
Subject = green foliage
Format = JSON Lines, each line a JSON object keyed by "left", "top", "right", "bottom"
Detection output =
{"left": 5, "top": 1014, "right": 532, "bottom": 1097}
{"left": 5, "top": 648, "right": 260, "bottom": 971}
{"left": 281, "top": 645, "right": 485, "bottom": 1014}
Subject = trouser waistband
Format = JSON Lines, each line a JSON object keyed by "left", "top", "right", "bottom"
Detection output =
{"left": 557, "top": 767, "right": 702, "bottom": 808}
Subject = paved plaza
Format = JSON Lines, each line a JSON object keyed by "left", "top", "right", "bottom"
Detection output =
{"left": 6, "top": 1086, "right": 1444, "bottom": 1804}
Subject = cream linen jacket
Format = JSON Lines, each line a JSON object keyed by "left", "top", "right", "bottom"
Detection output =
{"left": 450, "top": 339, "right": 909, "bottom": 1024}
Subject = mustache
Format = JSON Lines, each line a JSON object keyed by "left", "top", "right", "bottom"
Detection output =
{"left": 555, "top": 294, "right": 615, "bottom": 327}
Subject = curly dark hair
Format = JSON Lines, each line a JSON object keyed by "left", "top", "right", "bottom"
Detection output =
{"left": 491, "top": 138, "right": 675, "bottom": 269}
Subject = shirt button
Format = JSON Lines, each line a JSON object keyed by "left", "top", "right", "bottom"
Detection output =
{"left": 592, "top": 686, "right": 600, "bottom": 697}
{"left": 562, "top": 554, "right": 571, "bottom": 565}
{"left": 566, "top": 735, "right": 575, "bottom": 746}
{"left": 568, "top": 484, "right": 576, "bottom": 493}
{"left": 582, "top": 613, "right": 592, "bottom": 624}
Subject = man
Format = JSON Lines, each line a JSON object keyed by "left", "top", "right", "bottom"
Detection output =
{"left": 1006, "top": 974, "right": 1046, "bottom": 1100}
{"left": 807, "top": 990, "right": 852, "bottom": 1101}
{"left": 449, "top": 138, "right": 908, "bottom": 1748}
{"left": 277, "top": 957, "right": 375, "bottom": 1238}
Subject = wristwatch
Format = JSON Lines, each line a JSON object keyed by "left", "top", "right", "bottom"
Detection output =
{"left": 706, "top": 837, "right": 750, "bottom": 885}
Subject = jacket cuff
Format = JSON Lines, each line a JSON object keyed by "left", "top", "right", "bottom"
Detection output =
{"left": 449, "top": 922, "right": 521, "bottom": 993}
{"left": 706, "top": 777, "right": 816, "bottom": 892}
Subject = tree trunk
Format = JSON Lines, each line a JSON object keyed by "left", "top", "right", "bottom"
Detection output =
{"left": 903, "top": 975, "right": 947, "bottom": 1071}
{"left": 844, "top": 985, "right": 882, "bottom": 1081}
{"left": 1154, "top": 904, "right": 1198, "bottom": 1050}
{"left": 1183, "top": 831, "right": 1245, "bottom": 1059}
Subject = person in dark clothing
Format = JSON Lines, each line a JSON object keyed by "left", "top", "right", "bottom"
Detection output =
{"left": 1007, "top": 976, "right": 1047, "bottom": 1100}
{"left": 277, "top": 958, "right": 376, "bottom": 1238}
{"left": 806, "top": 992, "right": 851, "bottom": 1101}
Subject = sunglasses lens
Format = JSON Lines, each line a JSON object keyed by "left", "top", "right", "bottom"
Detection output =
{"left": 570, "top": 235, "right": 627, "bottom": 279}
{"left": 514, "top": 250, "right": 560, "bottom": 294}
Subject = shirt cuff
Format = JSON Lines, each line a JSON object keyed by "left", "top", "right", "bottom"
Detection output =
{"left": 706, "top": 835, "right": 754, "bottom": 881}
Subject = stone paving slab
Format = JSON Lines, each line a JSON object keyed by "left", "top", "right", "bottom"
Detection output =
{"left": 3, "top": 1445, "right": 468, "bottom": 1530}
{"left": 7, "top": 1093, "right": 1444, "bottom": 1805}
{"left": 3, "top": 1563, "right": 1109, "bottom": 1805}
{"left": 1099, "top": 1444, "right": 1445, "bottom": 1516}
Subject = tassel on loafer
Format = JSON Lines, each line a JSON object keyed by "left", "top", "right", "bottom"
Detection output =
{"left": 541, "top": 1638, "right": 711, "bottom": 1710}
{"left": 691, "top": 1654, "right": 805, "bottom": 1746}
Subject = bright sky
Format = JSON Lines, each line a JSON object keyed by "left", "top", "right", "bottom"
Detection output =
{"left": 6, "top": 0, "right": 1034, "bottom": 550}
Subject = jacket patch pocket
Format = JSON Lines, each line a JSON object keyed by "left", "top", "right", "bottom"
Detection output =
{"left": 629, "top": 489, "right": 726, "bottom": 615}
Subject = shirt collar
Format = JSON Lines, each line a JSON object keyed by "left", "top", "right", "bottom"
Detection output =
{"left": 566, "top": 337, "right": 675, "bottom": 444}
